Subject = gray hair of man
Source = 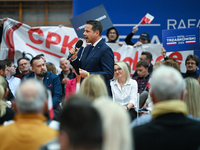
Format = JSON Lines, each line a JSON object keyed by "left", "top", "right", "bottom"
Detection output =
{"left": 15, "top": 79, "right": 47, "bottom": 113}
{"left": 150, "top": 65, "right": 186, "bottom": 101}
{"left": 59, "top": 57, "right": 69, "bottom": 64}
{"left": 93, "top": 96, "right": 133, "bottom": 150}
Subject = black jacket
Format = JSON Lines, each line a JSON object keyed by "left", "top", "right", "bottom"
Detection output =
{"left": 133, "top": 113, "right": 200, "bottom": 150}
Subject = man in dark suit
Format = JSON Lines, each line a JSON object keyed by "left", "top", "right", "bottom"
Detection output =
{"left": 133, "top": 65, "right": 200, "bottom": 150}
{"left": 25, "top": 56, "right": 62, "bottom": 120}
{"left": 69, "top": 20, "right": 114, "bottom": 96}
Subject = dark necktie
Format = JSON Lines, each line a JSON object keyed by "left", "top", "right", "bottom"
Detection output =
{"left": 87, "top": 45, "right": 94, "bottom": 57}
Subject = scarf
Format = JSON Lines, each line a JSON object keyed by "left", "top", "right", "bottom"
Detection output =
{"left": 151, "top": 100, "right": 188, "bottom": 119}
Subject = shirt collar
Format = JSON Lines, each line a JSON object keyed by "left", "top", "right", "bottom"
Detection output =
{"left": 92, "top": 38, "right": 102, "bottom": 48}
{"left": 114, "top": 79, "right": 131, "bottom": 85}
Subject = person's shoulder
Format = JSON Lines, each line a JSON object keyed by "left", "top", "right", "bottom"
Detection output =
{"left": 47, "top": 72, "right": 59, "bottom": 79}
{"left": 24, "top": 71, "right": 35, "bottom": 78}
{"left": 129, "top": 78, "right": 137, "bottom": 83}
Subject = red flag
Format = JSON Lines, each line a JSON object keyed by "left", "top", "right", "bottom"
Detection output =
{"left": 47, "top": 90, "right": 54, "bottom": 119}
{"left": 141, "top": 13, "right": 154, "bottom": 24}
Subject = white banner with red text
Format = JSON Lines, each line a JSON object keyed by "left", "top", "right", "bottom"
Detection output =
{"left": 0, "top": 18, "right": 193, "bottom": 74}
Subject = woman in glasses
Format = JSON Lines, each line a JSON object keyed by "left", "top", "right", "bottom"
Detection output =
{"left": 110, "top": 61, "right": 138, "bottom": 120}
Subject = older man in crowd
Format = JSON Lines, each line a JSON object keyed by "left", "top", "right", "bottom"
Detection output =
{"left": 133, "top": 65, "right": 200, "bottom": 150}
{"left": 0, "top": 79, "right": 58, "bottom": 150}
{"left": 15, "top": 57, "right": 32, "bottom": 79}
{"left": 59, "top": 57, "right": 74, "bottom": 98}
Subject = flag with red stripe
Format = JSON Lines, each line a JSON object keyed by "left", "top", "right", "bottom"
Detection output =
{"left": 141, "top": 13, "right": 154, "bottom": 24}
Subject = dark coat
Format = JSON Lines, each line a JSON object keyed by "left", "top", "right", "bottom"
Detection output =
{"left": 133, "top": 113, "right": 200, "bottom": 150}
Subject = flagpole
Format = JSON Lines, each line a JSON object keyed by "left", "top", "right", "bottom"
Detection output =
{"left": 137, "top": 20, "right": 142, "bottom": 26}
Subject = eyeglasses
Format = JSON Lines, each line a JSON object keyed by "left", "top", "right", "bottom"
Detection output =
{"left": 114, "top": 67, "right": 122, "bottom": 72}
{"left": 186, "top": 62, "right": 196, "bottom": 65}
{"left": 109, "top": 32, "right": 116, "bottom": 35}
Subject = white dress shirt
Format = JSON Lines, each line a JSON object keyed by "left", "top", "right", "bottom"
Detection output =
{"left": 110, "top": 79, "right": 138, "bottom": 109}
{"left": 6, "top": 76, "right": 21, "bottom": 97}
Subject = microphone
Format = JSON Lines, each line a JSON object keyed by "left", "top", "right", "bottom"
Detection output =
{"left": 67, "top": 40, "right": 83, "bottom": 60}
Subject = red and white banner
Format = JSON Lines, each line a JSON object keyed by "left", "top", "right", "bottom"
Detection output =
{"left": 106, "top": 43, "right": 193, "bottom": 75}
{"left": 0, "top": 18, "right": 79, "bottom": 73}
{"left": 0, "top": 18, "right": 193, "bottom": 75}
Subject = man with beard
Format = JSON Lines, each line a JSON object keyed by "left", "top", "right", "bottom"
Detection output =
{"left": 24, "top": 56, "right": 62, "bottom": 120}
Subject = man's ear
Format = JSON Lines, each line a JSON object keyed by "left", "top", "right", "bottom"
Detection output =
{"left": 0, "top": 69, "right": 3, "bottom": 76}
{"left": 150, "top": 90, "right": 158, "bottom": 104}
{"left": 42, "top": 99, "right": 48, "bottom": 113}
{"left": 181, "top": 89, "right": 188, "bottom": 101}
{"left": 95, "top": 30, "right": 100, "bottom": 36}
{"left": 146, "top": 67, "right": 148, "bottom": 72}
{"left": 31, "top": 66, "right": 34, "bottom": 72}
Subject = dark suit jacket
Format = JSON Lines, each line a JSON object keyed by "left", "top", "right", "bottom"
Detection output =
{"left": 133, "top": 113, "right": 200, "bottom": 150}
{"left": 71, "top": 39, "right": 114, "bottom": 96}
{"left": 25, "top": 71, "right": 62, "bottom": 108}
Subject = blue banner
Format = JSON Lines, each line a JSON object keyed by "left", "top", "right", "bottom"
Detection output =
{"left": 70, "top": 4, "right": 113, "bottom": 38}
{"left": 73, "top": 0, "right": 200, "bottom": 44}
{"left": 162, "top": 27, "right": 200, "bottom": 52}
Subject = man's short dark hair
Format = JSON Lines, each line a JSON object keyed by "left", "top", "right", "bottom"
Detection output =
{"left": 86, "top": 20, "right": 103, "bottom": 36}
{"left": 0, "top": 60, "right": 6, "bottom": 71}
{"left": 141, "top": 51, "right": 152, "bottom": 61}
{"left": 136, "top": 60, "right": 149, "bottom": 68}
{"left": 185, "top": 54, "right": 199, "bottom": 67}
{"left": 36, "top": 54, "right": 44, "bottom": 58}
{"left": 17, "top": 57, "right": 30, "bottom": 66}
{"left": 4, "top": 59, "right": 14, "bottom": 67}
{"left": 30, "top": 56, "right": 43, "bottom": 67}
{"left": 59, "top": 94, "right": 102, "bottom": 149}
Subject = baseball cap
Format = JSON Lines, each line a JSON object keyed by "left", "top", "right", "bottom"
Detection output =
{"left": 139, "top": 32, "right": 150, "bottom": 40}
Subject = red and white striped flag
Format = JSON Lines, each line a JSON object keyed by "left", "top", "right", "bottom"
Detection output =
{"left": 141, "top": 13, "right": 154, "bottom": 24}
{"left": 146, "top": 78, "right": 151, "bottom": 89}
{"left": 47, "top": 90, "right": 54, "bottom": 119}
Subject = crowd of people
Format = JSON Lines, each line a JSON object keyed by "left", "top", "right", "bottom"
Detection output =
{"left": 0, "top": 18, "right": 200, "bottom": 150}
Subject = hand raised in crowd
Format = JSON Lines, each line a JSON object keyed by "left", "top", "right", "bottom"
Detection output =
{"left": 0, "top": 17, "right": 8, "bottom": 26}
{"left": 118, "top": 42, "right": 123, "bottom": 46}
{"left": 79, "top": 68, "right": 88, "bottom": 78}
{"left": 62, "top": 77, "right": 69, "bottom": 84}
{"left": 133, "top": 41, "right": 143, "bottom": 48}
{"left": 132, "top": 25, "right": 138, "bottom": 34}
{"left": 69, "top": 47, "right": 79, "bottom": 60}
{"left": 161, "top": 47, "right": 167, "bottom": 58}
{"left": 58, "top": 24, "right": 64, "bottom": 28}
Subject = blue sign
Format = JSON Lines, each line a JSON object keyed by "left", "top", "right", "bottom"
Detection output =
{"left": 162, "top": 27, "right": 200, "bottom": 52}
{"left": 70, "top": 4, "right": 113, "bottom": 38}
{"left": 72, "top": 0, "right": 200, "bottom": 44}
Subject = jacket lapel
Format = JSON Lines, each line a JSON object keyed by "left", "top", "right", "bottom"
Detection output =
{"left": 82, "top": 39, "right": 104, "bottom": 68}
{"left": 81, "top": 45, "right": 90, "bottom": 63}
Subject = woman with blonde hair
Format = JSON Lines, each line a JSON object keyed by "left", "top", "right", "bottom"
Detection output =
{"left": 0, "top": 76, "right": 15, "bottom": 125}
{"left": 110, "top": 61, "right": 138, "bottom": 120}
{"left": 46, "top": 62, "right": 57, "bottom": 74}
{"left": 185, "top": 77, "right": 200, "bottom": 118}
{"left": 93, "top": 96, "right": 133, "bottom": 150}
{"left": 79, "top": 74, "right": 108, "bottom": 100}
